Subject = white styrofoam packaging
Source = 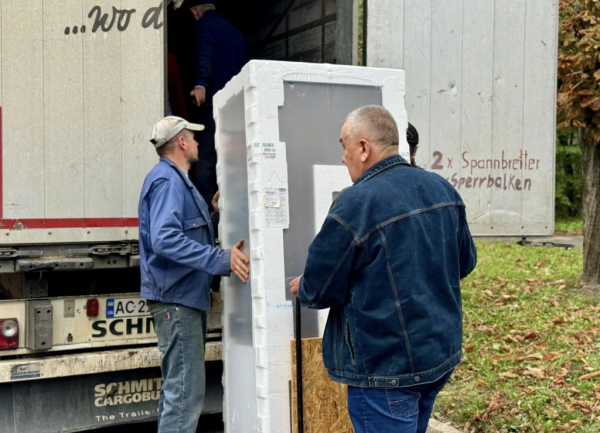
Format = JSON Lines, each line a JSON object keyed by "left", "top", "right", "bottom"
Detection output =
{"left": 214, "top": 60, "right": 408, "bottom": 432}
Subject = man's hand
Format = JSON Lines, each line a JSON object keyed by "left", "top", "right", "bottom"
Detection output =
{"left": 290, "top": 275, "right": 302, "bottom": 296}
{"left": 231, "top": 239, "right": 250, "bottom": 283}
{"left": 191, "top": 86, "right": 206, "bottom": 107}
{"left": 211, "top": 191, "right": 220, "bottom": 214}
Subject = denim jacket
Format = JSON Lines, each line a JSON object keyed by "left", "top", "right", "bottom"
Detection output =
{"left": 138, "top": 158, "right": 230, "bottom": 311}
{"left": 298, "top": 155, "right": 477, "bottom": 388}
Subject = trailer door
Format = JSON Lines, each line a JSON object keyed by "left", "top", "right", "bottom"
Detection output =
{"left": 0, "top": 1, "right": 165, "bottom": 244}
{"left": 366, "top": 0, "right": 558, "bottom": 237}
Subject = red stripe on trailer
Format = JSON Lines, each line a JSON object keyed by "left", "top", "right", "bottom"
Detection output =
{"left": 0, "top": 218, "right": 139, "bottom": 230}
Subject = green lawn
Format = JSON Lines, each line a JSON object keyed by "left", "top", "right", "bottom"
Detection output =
{"left": 435, "top": 241, "right": 598, "bottom": 432}
{"left": 555, "top": 218, "right": 584, "bottom": 235}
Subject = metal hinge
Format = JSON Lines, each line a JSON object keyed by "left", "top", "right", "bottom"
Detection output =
{"left": 0, "top": 248, "right": 43, "bottom": 259}
{"left": 68, "top": 243, "right": 138, "bottom": 256}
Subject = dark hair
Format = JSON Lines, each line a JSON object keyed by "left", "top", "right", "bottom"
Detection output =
{"left": 407, "top": 123, "right": 419, "bottom": 168}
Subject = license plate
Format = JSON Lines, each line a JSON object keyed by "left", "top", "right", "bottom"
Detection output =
{"left": 106, "top": 298, "right": 149, "bottom": 318}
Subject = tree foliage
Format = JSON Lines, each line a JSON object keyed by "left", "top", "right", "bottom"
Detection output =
{"left": 556, "top": 130, "right": 584, "bottom": 219}
{"left": 557, "top": 0, "right": 600, "bottom": 144}
{"left": 559, "top": 0, "right": 600, "bottom": 289}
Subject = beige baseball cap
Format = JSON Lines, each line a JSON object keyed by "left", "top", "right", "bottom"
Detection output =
{"left": 150, "top": 116, "right": 205, "bottom": 148}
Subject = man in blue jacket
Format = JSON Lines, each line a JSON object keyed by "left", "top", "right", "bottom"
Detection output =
{"left": 186, "top": 0, "right": 247, "bottom": 207}
{"left": 139, "top": 115, "right": 250, "bottom": 432}
{"left": 290, "top": 106, "right": 477, "bottom": 433}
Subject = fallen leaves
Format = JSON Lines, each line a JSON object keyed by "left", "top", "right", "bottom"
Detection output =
{"left": 552, "top": 316, "right": 571, "bottom": 325}
{"left": 434, "top": 241, "right": 597, "bottom": 431}
{"left": 580, "top": 371, "right": 600, "bottom": 381}
{"left": 498, "top": 372, "right": 518, "bottom": 379}
{"left": 522, "top": 330, "right": 540, "bottom": 341}
{"left": 522, "top": 367, "right": 546, "bottom": 379}
{"left": 473, "top": 393, "right": 509, "bottom": 421}
{"left": 572, "top": 400, "right": 597, "bottom": 414}
{"left": 518, "top": 353, "right": 544, "bottom": 362}
{"left": 542, "top": 351, "right": 565, "bottom": 362}
{"left": 494, "top": 294, "right": 517, "bottom": 306}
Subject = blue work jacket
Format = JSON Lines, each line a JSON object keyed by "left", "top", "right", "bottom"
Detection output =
{"left": 138, "top": 158, "right": 230, "bottom": 311}
{"left": 298, "top": 155, "right": 477, "bottom": 388}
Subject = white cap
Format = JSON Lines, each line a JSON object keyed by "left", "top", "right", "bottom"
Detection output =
{"left": 150, "top": 116, "right": 204, "bottom": 148}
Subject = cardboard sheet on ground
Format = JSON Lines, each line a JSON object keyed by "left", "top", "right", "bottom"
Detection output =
{"left": 214, "top": 60, "right": 408, "bottom": 432}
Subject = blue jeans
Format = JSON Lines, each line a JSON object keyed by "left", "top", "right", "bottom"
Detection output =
{"left": 348, "top": 370, "right": 453, "bottom": 433}
{"left": 148, "top": 301, "right": 207, "bottom": 433}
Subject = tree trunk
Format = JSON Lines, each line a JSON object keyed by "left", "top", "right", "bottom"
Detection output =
{"left": 581, "top": 138, "right": 600, "bottom": 289}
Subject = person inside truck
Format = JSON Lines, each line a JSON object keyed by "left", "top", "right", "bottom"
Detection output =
{"left": 185, "top": 0, "right": 247, "bottom": 209}
{"left": 139, "top": 115, "right": 250, "bottom": 433}
{"left": 290, "top": 105, "right": 477, "bottom": 433}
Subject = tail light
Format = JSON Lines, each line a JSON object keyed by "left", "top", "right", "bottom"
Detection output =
{"left": 87, "top": 298, "right": 99, "bottom": 317}
{"left": 0, "top": 318, "right": 19, "bottom": 350}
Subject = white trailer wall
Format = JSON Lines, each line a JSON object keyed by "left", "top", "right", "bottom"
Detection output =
{"left": 0, "top": 1, "right": 164, "bottom": 244}
{"left": 367, "top": 0, "right": 559, "bottom": 236}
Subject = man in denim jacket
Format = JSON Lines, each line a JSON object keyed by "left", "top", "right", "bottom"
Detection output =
{"left": 291, "top": 106, "right": 476, "bottom": 432}
{"left": 139, "top": 116, "right": 250, "bottom": 432}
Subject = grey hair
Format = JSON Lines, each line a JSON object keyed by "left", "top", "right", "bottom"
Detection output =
{"left": 344, "top": 105, "right": 399, "bottom": 148}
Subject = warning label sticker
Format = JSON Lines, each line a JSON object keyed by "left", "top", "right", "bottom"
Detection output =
{"left": 263, "top": 195, "right": 281, "bottom": 208}
{"left": 264, "top": 187, "right": 288, "bottom": 227}
{"left": 246, "top": 143, "right": 278, "bottom": 163}
{"left": 262, "top": 143, "right": 277, "bottom": 159}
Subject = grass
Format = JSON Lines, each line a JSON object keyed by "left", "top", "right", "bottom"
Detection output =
{"left": 434, "top": 241, "right": 599, "bottom": 432}
{"left": 555, "top": 218, "right": 584, "bottom": 235}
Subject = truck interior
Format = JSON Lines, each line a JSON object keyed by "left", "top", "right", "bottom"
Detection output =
{"left": 165, "top": 0, "right": 356, "bottom": 118}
